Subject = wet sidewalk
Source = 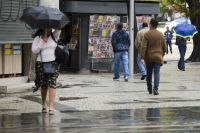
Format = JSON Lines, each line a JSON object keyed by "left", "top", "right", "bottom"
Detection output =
{"left": 1, "top": 107, "right": 200, "bottom": 132}
{"left": 1, "top": 44, "right": 200, "bottom": 132}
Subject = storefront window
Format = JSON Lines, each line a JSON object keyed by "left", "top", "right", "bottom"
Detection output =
{"left": 62, "top": 15, "right": 80, "bottom": 50}
{"left": 60, "top": 15, "right": 80, "bottom": 70}
{"left": 69, "top": 16, "right": 80, "bottom": 50}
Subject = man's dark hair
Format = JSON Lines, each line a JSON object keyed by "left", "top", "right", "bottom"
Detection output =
{"left": 150, "top": 18, "right": 158, "bottom": 28}
{"left": 117, "top": 23, "right": 123, "bottom": 29}
{"left": 142, "top": 22, "right": 148, "bottom": 28}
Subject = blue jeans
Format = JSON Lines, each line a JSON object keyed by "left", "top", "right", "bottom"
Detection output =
{"left": 137, "top": 52, "right": 146, "bottom": 76}
{"left": 146, "top": 62, "right": 161, "bottom": 90}
{"left": 114, "top": 51, "right": 129, "bottom": 79}
{"left": 166, "top": 40, "right": 172, "bottom": 54}
{"left": 178, "top": 44, "right": 187, "bottom": 69}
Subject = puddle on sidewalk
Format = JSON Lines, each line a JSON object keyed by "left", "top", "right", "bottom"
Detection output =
{"left": 59, "top": 96, "right": 88, "bottom": 101}
{"left": 1, "top": 107, "right": 200, "bottom": 132}
{"left": 61, "top": 83, "right": 93, "bottom": 88}
{"left": 107, "top": 97, "right": 200, "bottom": 105}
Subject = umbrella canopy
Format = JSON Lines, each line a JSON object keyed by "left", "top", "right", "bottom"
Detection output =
{"left": 169, "top": 17, "right": 191, "bottom": 27}
{"left": 20, "top": 6, "right": 70, "bottom": 29}
{"left": 173, "top": 23, "right": 198, "bottom": 38}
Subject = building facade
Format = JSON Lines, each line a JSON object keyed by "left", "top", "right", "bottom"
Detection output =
{"left": 0, "top": 0, "right": 59, "bottom": 79}
{"left": 59, "top": 0, "right": 160, "bottom": 72}
{"left": 0, "top": 0, "right": 40, "bottom": 78}
{"left": 0, "top": 0, "right": 160, "bottom": 79}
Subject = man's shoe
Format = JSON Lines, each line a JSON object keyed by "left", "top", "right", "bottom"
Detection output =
{"left": 147, "top": 88, "right": 152, "bottom": 94}
{"left": 178, "top": 67, "right": 185, "bottom": 71}
{"left": 113, "top": 77, "right": 119, "bottom": 81}
{"left": 141, "top": 75, "right": 146, "bottom": 80}
{"left": 181, "top": 68, "right": 185, "bottom": 71}
{"left": 124, "top": 77, "right": 128, "bottom": 82}
{"left": 153, "top": 89, "right": 159, "bottom": 95}
{"left": 178, "top": 65, "right": 183, "bottom": 70}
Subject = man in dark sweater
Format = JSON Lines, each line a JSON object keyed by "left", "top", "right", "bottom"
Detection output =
{"left": 176, "top": 36, "right": 187, "bottom": 71}
{"left": 141, "top": 19, "right": 166, "bottom": 95}
{"left": 111, "top": 23, "right": 130, "bottom": 82}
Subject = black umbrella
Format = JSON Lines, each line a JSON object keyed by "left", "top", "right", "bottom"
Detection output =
{"left": 20, "top": 6, "right": 70, "bottom": 29}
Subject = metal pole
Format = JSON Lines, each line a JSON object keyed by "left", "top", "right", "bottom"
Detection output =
{"left": 129, "top": 0, "right": 134, "bottom": 78}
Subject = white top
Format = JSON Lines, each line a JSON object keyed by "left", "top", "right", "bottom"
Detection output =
{"left": 32, "top": 30, "right": 61, "bottom": 62}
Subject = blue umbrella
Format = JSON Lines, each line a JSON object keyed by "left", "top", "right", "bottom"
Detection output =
{"left": 169, "top": 17, "right": 191, "bottom": 27}
{"left": 173, "top": 23, "right": 198, "bottom": 38}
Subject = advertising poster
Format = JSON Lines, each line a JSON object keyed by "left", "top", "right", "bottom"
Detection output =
{"left": 88, "top": 15, "right": 120, "bottom": 58}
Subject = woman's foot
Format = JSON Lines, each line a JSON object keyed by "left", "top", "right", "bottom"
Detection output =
{"left": 49, "top": 109, "right": 54, "bottom": 115}
{"left": 42, "top": 108, "right": 47, "bottom": 113}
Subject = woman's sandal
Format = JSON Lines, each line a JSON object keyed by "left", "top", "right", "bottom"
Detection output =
{"left": 49, "top": 109, "right": 54, "bottom": 115}
{"left": 42, "top": 108, "right": 47, "bottom": 113}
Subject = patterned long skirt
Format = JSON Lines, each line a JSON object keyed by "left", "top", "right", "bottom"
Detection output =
{"left": 35, "top": 61, "right": 59, "bottom": 89}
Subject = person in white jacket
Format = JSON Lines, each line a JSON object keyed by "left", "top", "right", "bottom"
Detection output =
{"left": 32, "top": 29, "right": 61, "bottom": 115}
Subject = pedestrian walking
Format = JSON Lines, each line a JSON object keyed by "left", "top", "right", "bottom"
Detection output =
{"left": 32, "top": 29, "right": 61, "bottom": 115}
{"left": 175, "top": 36, "right": 187, "bottom": 71}
{"left": 141, "top": 19, "right": 166, "bottom": 95}
{"left": 111, "top": 23, "right": 130, "bottom": 82}
{"left": 135, "top": 22, "right": 149, "bottom": 80}
{"left": 164, "top": 26, "right": 173, "bottom": 54}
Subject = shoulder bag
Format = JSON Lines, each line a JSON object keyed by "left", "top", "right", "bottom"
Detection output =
{"left": 40, "top": 51, "right": 56, "bottom": 74}
{"left": 51, "top": 34, "right": 69, "bottom": 64}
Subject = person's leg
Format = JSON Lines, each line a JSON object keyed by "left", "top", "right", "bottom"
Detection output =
{"left": 146, "top": 63, "right": 153, "bottom": 94}
{"left": 153, "top": 63, "right": 161, "bottom": 95}
{"left": 114, "top": 52, "right": 121, "bottom": 79}
{"left": 177, "top": 45, "right": 182, "bottom": 70}
{"left": 48, "top": 64, "right": 59, "bottom": 115}
{"left": 166, "top": 42, "right": 169, "bottom": 54}
{"left": 122, "top": 51, "right": 129, "bottom": 80}
{"left": 33, "top": 62, "right": 42, "bottom": 93}
{"left": 49, "top": 87, "right": 56, "bottom": 114}
{"left": 169, "top": 41, "right": 172, "bottom": 53}
{"left": 40, "top": 63, "right": 48, "bottom": 112}
{"left": 181, "top": 44, "right": 187, "bottom": 70}
{"left": 179, "top": 44, "right": 185, "bottom": 70}
{"left": 41, "top": 88, "right": 48, "bottom": 112}
{"left": 137, "top": 52, "right": 147, "bottom": 78}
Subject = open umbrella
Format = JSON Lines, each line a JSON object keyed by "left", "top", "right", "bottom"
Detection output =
{"left": 20, "top": 6, "right": 70, "bottom": 29}
{"left": 169, "top": 17, "right": 191, "bottom": 27}
{"left": 173, "top": 23, "right": 198, "bottom": 38}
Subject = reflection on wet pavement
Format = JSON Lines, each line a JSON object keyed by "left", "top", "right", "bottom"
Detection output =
{"left": 1, "top": 107, "right": 200, "bottom": 132}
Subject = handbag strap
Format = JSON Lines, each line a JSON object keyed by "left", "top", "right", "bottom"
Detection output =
{"left": 40, "top": 50, "right": 43, "bottom": 63}
{"left": 51, "top": 34, "right": 58, "bottom": 44}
